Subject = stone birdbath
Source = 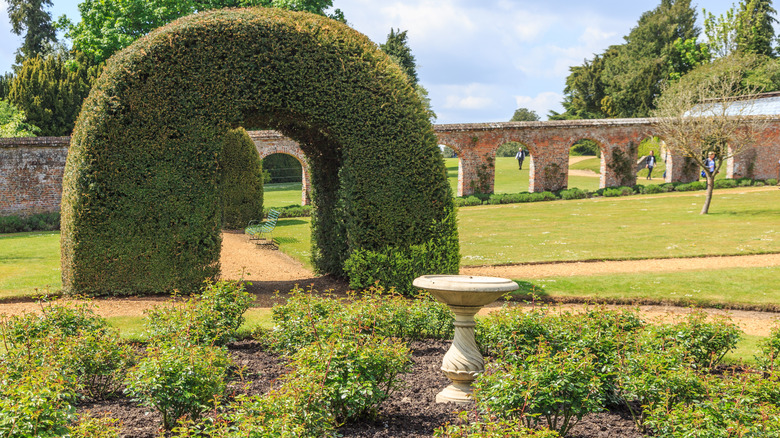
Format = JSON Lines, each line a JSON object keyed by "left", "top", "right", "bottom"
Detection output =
{"left": 413, "top": 275, "right": 519, "bottom": 404}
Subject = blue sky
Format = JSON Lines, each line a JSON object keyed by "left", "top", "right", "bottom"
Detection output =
{"left": 0, "top": 0, "right": 750, "bottom": 123}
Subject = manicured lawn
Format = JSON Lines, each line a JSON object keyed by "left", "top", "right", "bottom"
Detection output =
{"left": 264, "top": 182, "right": 304, "bottom": 208}
{"left": 458, "top": 188, "right": 780, "bottom": 265}
{"left": 106, "top": 307, "right": 273, "bottom": 342}
{"left": 446, "top": 157, "right": 603, "bottom": 194}
{"left": 512, "top": 266, "right": 780, "bottom": 309}
{"left": 0, "top": 231, "right": 61, "bottom": 299}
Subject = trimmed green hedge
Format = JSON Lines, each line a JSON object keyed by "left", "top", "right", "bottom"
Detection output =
{"left": 61, "top": 8, "right": 458, "bottom": 296}
{"left": 219, "top": 127, "right": 264, "bottom": 230}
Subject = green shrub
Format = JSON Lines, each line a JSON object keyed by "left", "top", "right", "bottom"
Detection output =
{"left": 454, "top": 196, "right": 484, "bottom": 207}
{"left": 266, "top": 204, "right": 313, "bottom": 218}
{"left": 1, "top": 300, "right": 108, "bottom": 349}
{"left": 737, "top": 177, "right": 753, "bottom": 187}
{"left": 69, "top": 415, "right": 121, "bottom": 438}
{"left": 754, "top": 180, "right": 765, "bottom": 186}
{"left": 615, "top": 334, "right": 706, "bottom": 429}
{"left": 0, "top": 212, "right": 60, "bottom": 233}
{"left": 58, "top": 330, "right": 137, "bottom": 400}
{"left": 434, "top": 411, "right": 560, "bottom": 437}
{"left": 767, "top": 178, "right": 778, "bottom": 185}
{"left": 644, "top": 373, "right": 780, "bottom": 437}
{"left": 219, "top": 127, "right": 264, "bottom": 230}
{"left": 559, "top": 188, "right": 587, "bottom": 200}
{"left": 343, "top": 212, "right": 459, "bottom": 296}
{"left": 675, "top": 181, "right": 706, "bottom": 191}
{"left": 0, "top": 365, "right": 75, "bottom": 438}
{"left": 125, "top": 343, "right": 231, "bottom": 430}
{"left": 714, "top": 178, "right": 738, "bottom": 189}
{"left": 651, "top": 311, "right": 741, "bottom": 369}
{"left": 61, "top": 7, "right": 457, "bottom": 297}
{"left": 144, "top": 280, "right": 252, "bottom": 346}
{"left": 263, "top": 285, "right": 453, "bottom": 354}
{"left": 290, "top": 335, "right": 411, "bottom": 422}
{"left": 756, "top": 325, "right": 780, "bottom": 372}
{"left": 473, "top": 344, "right": 604, "bottom": 436}
{"left": 602, "top": 188, "right": 622, "bottom": 197}
{"left": 644, "top": 184, "right": 665, "bottom": 194}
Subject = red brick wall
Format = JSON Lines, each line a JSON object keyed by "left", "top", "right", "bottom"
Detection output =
{"left": 0, "top": 136, "right": 69, "bottom": 216}
{"left": 3, "top": 119, "right": 780, "bottom": 217}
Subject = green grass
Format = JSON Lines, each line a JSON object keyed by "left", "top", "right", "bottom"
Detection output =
{"left": 0, "top": 231, "right": 61, "bottom": 299}
{"left": 458, "top": 188, "right": 780, "bottom": 265}
{"left": 569, "top": 157, "right": 601, "bottom": 173}
{"left": 725, "top": 334, "right": 762, "bottom": 366}
{"left": 511, "top": 266, "right": 780, "bottom": 309}
{"left": 264, "top": 182, "right": 304, "bottom": 208}
{"left": 107, "top": 307, "right": 273, "bottom": 341}
{"left": 273, "top": 217, "right": 313, "bottom": 269}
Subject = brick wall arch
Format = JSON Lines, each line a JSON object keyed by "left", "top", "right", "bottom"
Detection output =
{"left": 248, "top": 131, "right": 311, "bottom": 206}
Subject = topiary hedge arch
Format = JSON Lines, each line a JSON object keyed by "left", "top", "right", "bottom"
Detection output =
{"left": 61, "top": 7, "right": 459, "bottom": 296}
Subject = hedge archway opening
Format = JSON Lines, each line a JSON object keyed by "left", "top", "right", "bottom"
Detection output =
{"left": 61, "top": 7, "right": 459, "bottom": 296}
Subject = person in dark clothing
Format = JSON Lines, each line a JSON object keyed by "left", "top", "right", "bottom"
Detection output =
{"left": 645, "top": 150, "right": 656, "bottom": 180}
{"left": 515, "top": 147, "right": 526, "bottom": 170}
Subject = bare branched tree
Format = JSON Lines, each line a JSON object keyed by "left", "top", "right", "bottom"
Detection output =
{"left": 654, "top": 55, "right": 769, "bottom": 214}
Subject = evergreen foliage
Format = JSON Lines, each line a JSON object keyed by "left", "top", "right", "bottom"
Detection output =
{"left": 705, "top": 0, "right": 778, "bottom": 58}
{"left": 263, "top": 153, "right": 302, "bottom": 183}
{"left": 61, "top": 8, "right": 458, "bottom": 296}
{"left": 380, "top": 29, "right": 418, "bottom": 86}
{"left": 219, "top": 128, "right": 264, "bottom": 230}
{"left": 510, "top": 107, "right": 540, "bottom": 122}
{"left": 6, "top": 0, "right": 57, "bottom": 64}
{"left": 8, "top": 53, "right": 100, "bottom": 136}
{"left": 65, "top": 0, "right": 342, "bottom": 63}
{"left": 554, "top": 0, "right": 699, "bottom": 119}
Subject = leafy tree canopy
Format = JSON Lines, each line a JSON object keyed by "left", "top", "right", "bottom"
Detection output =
{"left": 555, "top": 0, "right": 699, "bottom": 119}
{"left": 380, "top": 28, "right": 418, "bottom": 86}
{"left": 0, "top": 99, "right": 40, "bottom": 137}
{"left": 64, "top": 0, "right": 344, "bottom": 63}
{"left": 6, "top": 0, "right": 58, "bottom": 64}
{"left": 705, "top": 0, "right": 778, "bottom": 58}
{"left": 510, "top": 107, "right": 540, "bottom": 122}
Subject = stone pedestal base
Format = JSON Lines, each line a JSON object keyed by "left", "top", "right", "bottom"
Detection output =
{"left": 436, "top": 382, "right": 474, "bottom": 404}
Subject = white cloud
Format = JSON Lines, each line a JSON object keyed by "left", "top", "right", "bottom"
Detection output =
{"left": 514, "top": 92, "right": 564, "bottom": 116}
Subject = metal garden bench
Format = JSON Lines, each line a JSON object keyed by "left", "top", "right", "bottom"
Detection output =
{"left": 245, "top": 209, "right": 281, "bottom": 245}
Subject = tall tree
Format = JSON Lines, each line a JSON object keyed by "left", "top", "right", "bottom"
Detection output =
{"left": 654, "top": 54, "right": 767, "bottom": 214}
{"left": 551, "top": 48, "right": 616, "bottom": 120}
{"left": 510, "top": 107, "right": 540, "bottom": 121}
{"left": 6, "top": 0, "right": 58, "bottom": 64}
{"left": 735, "top": 0, "right": 777, "bottom": 56}
{"left": 380, "top": 28, "right": 436, "bottom": 121}
{"left": 65, "top": 0, "right": 342, "bottom": 63}
{"left": 380, "top": 29, "right": 418, "bottom": 86}
{"left": 601, "top": 0, "right": 699, "bottom": 118}
{"left": 8, "top": 52, "right": 101, "bottom": 136}
{"left": 705, "top": 0, "right": 778, "bottom": 58}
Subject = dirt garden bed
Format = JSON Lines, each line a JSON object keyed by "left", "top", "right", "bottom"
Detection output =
{"left": 79, "top": 339, "right": 644, "bottom": 438}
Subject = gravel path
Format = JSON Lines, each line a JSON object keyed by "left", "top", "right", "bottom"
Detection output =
{"left": 2, "top": 230, "right": 779, "bottom": 337}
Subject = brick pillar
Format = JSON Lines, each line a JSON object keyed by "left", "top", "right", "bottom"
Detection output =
{"left": 528, "top": 142, "right": 567, "bottom": 192}
{"left": 601, "top": 142, "right": 638, "bottom": 188}
{"left": 665, "top": 151, "right": 699, "bottom": 183}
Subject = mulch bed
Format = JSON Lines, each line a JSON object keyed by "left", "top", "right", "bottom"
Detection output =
{"left": 78, "top": 340, "right": 646, "bottom": 438}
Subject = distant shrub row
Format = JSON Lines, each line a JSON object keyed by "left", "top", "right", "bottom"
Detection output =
{"left": 0, "top": 212, "right": 60, "bottom": 233}
{"left": 454, "top": 177, "right": 779, "bottom": 208}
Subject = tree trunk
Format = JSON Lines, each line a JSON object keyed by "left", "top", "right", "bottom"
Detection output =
{"left": 700, "top": 175, "right": 714, "bottom": 214}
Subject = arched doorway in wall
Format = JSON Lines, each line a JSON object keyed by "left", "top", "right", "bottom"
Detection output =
{"left": 494, "top": 140, "right": 531, "bottom": 193}
{"left": 261, "top": 153, "right": 308, "bottom": 207}
{"left": 439, "top": 144, "right": 460, "bottom": 196}
{"left": 636, "top": 136, "right": 666, "bottom": 183}
{"left": 567, "top": 139, "right": 603, "bottom": 191}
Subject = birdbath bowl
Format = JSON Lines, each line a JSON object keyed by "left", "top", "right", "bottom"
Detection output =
{"left": 413, "top": 275, "right": 518, "bottom": 404}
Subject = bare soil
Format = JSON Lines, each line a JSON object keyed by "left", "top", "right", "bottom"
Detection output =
{"left": 78, "top": 340, "right": 644, "bottom": 438}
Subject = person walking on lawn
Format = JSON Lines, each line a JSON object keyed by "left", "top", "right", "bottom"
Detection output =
{"left": 645, "top": 150, "right": 657, "bottom": 180}
{"left": 515, "top": 147, "right": 526, "bottom": 170}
